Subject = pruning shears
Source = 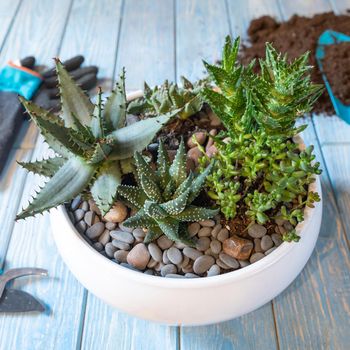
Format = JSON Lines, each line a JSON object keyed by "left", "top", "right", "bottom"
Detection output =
{"left": 0, "top": 268, "right": 48, "bottom": 313}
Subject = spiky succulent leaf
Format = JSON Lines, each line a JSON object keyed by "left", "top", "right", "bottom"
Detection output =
{"left": 175, "top": 206, "right": 219, "bottom": 221}
{"left": 117, "top": 185, "right": 147, "bottom": 209}
{"left": 188, "top": 161, "right": 214, "bottom": 203}
{"left": 18, "top": 157, "right": 65, "bottom": 177}
{"left": 55, "top": 59, "right": 93, "bottom": 128}
{"left": 103, "top": 68, "right": 127, "bottom": 132}
{"left": 119, "top": 142, "right": 217, "bottom": 244}
{"left": 107, "top": 112, "right": 176, "bottom": 160}
{"left": 91, "top": 88, "right": 105, "bottom": 139}
{"left": 169, "top": 138, "right": 187, "bottom": 187}
{"left": 144, "top": 228, "right": 163, "bottom": 243}
{"left": 16, "top": 156, "right": 95, "bottom": 220}
{"left": 91, "top": 161, "right": 122, "bottom": 215}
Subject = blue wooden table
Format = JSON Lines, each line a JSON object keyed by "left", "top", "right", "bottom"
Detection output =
{"left": 0, "top": 0, "right": 350, "bottom": 349}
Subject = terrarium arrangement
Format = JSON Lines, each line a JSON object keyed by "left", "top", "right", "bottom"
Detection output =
{"left": 17, "top": 37, "right": 322, "bottom": 279}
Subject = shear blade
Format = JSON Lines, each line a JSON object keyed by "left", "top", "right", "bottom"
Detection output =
{"left": 0, "top": 288, "right": 45, "bottom": 313}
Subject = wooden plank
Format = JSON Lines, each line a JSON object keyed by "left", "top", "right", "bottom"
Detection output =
{"left": 59, "top": 1, "right": 179, "bottom": 348}
{"left": 272, "top": 1, "right": 350, "bottom": 348}
{"left": 0, "top": 0, "right": 21, "bottom": 50}
{"left": 177, "top": 1, "right": 277, "bottom": 349}
{"left": 176, "top": 0, "right": 230, "bottom": 82}
{"left": 116, "top": 0, "right": 175, "bottom": 90}
{"left": 82, "top": 293, "right": 178, "bottom": 350}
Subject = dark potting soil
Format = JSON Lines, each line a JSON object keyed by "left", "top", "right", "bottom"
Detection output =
{"left": 240, "top": 11, "right": 350, "bottom": 115}
{"left": 323, "top": 42, "right": 350, "bottom": 105}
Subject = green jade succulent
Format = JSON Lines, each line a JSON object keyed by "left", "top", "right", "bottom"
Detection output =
{"left": 118, "top": 139, "right": 219, "bottom": 245}
{"left": 16, "top": 61, "right": 177, "bottom": 220}
{"left": 127, "top": 77, "right": 207, "bottom": 120}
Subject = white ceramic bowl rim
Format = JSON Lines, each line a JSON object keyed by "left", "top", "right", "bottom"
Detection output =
{"left": 60, "top": 88, "right": 320, "bottom": 289}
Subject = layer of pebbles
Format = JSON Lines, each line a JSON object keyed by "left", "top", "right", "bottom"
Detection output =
{"left": 68, "top": 197, "right": 288, "bottom": 278}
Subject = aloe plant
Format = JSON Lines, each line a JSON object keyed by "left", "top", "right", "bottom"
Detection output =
{"left": 16, "top": 61, "right": 176, "bottom": 220}
{"left": 127, "top": 77, "right": 207, "bottom": 120}
{"left": 118, "top": 139, "right": 219, "bottom": 245}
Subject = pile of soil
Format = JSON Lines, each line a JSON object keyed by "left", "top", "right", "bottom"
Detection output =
{"left": 323, "top": 42, "right": 350, "bottom": 105}
{"left": 241, "top": 11, "right": 350, "bottom": 114}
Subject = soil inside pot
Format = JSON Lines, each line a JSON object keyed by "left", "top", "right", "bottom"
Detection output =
{"left": 240, "top": 11, "right": 350, "bottom": 115}
{"left": 322, "top": 42, "right": 350, "bottom": 105}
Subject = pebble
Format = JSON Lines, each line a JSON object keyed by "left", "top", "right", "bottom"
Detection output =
{"left": 193, "top": 255, "right": 215, "bottom": 274}
{"left": 114, "top": 250, "right": 129, "bottom": 263}
{"left": 93, "top": 242, "right": 103, "bottom": 252}
{"left": 248, "top": 224, "right": 267, "bottom": 238}
{"left": 216, "top": 258, "right": 230, "bottom": 270}
{"left": 261, "top": 235, "right": 273, "bottom": 251}
{"left": 239, "top": 260, "right": 250, "bottom": 268}
{"left": 206, "top": 145, "right": 217, "bottom": 158}
{"left": 174, "top": 241, "right": 187, "bottom": 249}
{"left": 105, "top": 242, "right": 117, "bottom": 258}
{"left": 71, "top": 196, "right": 82, "bottom": 211}
{"left": 144, "top": 269, "right": 155, "bottom": 275}
{"left": 198, "top": 227, "right": 212, "bottom": 237}
{"left": 275, "top": 218, "right": 287, "bottom": 226}
{"left": 219, "top": 252, "right": 239, "bottom": 269}
{"left": 223, "top": 235, "right": 253, "bottom": 260}
{"left": 163, "top": 250, "right": 171, "bottom": 264}
{"left": 105, "top": 222, "right": 116, "bottom": 230}
{"left": 185, "top": 273, "right": 199, "bottom": 278}
{"left": 74, "top": 209, "right": 85, "bottom": 222}
{"left": 104, "top": 201, "right": 128, "bottom": 223}
{"left": 271, "top": 233, "right": 283, "bottom": 247}
{"left": 110, "top": 230, "right": 135, "bottom": 244}
{"left": 196, "top": 237, "right": 211, "bottom": 251}
{"left": 81, "top": 201, "right": 89, "bottom": 211}
{"left": 265, "top": 247, "right": 277, "bottom": 255}
{"left": 147, "top": 258, "right": 158, "bottom": 269}
{"left": 183, "top": 247, "right": 203, "bottom": 260}
{"left": 210, "top": 239, "right": 222, "bottom": 255}
{"left": 187, "top": 147, "right": 202, "bottom": 166}
{"left": 207, "top": 264, "right": 221, "bottom": 277}
{"left": 157, "top": 235, "right": 173, "bottom": 250}
{"left": 93, "top": 215, "right": 100, "bottom": 224}
{"left": 182, "top": 264, "right": 194, "bottom": 273}
{"left": 86, "top": 222, "right": 105, "bottom": 239}
{"left": 206, "top": 129, "right": 217, "bottom": 149}
{"left": 161, "top": 264, "right": 177, "bottom": 277}
{"left": 284, "top": 222, "right": 294, "bottom": 231}
{"left": 148, "top": 243, "right": 163, "bottom": 262}
{"left": 217, "top": 228, "right": 229, "bottom": 242}
{"left": 254, "top": 238, "right": 263, "bottom": 253}
{"left": 167, "top": 247, "right": 183, "bottom": 265}
{"left": 154, "top": 262, "right": 164, "bottom": 272}
{"left": 205, "top": 248, "right": 214, "bottom": 256}
{"left": 250, "top": 252, "right": 265, "bottom": 264}
{"left": 119, "top": 222, "right": 133, "bottom": 233}
{"left": 88, "top": 199, "right": 101, "bottom": 215}
{"left": 133, "top": 228, "right": 146, "bottom": 239}
{"left": 98, "top": 229, "right": 110, "bottom": 246}
{"left": 84, "top": 211, "right": 95, "bottom": 226}
{"left": 180, "top": 256, "right": 190, "bottom": 268}
{"left": 211, "top": 224, "right": 222, "bottom": 238}
{"left": 187, "top": 132, "right": 207, "bottom": 148}
{"left": 127, "top": 243, "right": 150, "bottom": 270}
{"left": 199, "top": 219, "right": 215, "bottom": 227}
{"left": 76, "top": 220, "right": 87, "bottom": 234}
{"left": 188, "top": 222, "right": 200, "bottom": 237}
{"left": 166, "top": 274, "right": 184, "bottom": 278}
{"left": 112, "top": 240, "right": 131, "bottom": 251}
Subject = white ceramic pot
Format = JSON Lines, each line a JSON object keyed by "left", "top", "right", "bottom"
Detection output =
{"left": 50, "top": 163, "right": 322, "bottom": 325}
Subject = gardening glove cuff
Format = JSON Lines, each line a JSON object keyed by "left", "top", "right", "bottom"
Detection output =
{"left": 0, "top": 61, "right": 43, "bottom": 99}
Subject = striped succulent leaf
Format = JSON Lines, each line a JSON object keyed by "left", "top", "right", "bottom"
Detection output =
{"left": 17, "top": 62, "right": 174, "bottom": 220}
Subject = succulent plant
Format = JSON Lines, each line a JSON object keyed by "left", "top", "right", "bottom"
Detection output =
{"left": 117, "top": 139, "right": 219, "bottom": 245}
{"left": 202, "top": 36, "right": 323, "bottom": 134}
{"left": 127, "top": 77, "right": 207, "bottom": 120}
{"left": 16, "top": 61, "right": 176, "bottom": 220}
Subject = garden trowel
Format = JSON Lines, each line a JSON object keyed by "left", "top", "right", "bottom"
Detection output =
{"left": 0, "top": 267, "right": 48, "bottom": 313}
{"left": 316, "top": 30, "right": 350, "bottom": 124}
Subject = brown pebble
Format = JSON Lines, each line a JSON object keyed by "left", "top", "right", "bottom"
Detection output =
{"left": 187, "top": 147, "right": 203, "bottom": 166}
{"left": 223, "top": 235, "right": 253, "bottom": 260}
{"left": 187, "top": 132, "right": 207, "bottom": 148}
{"left": 104, "top": 201, "right": 128, "bottom": 223}
{"left": 127, "top": 243, "right": 150, "bottom": 270}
